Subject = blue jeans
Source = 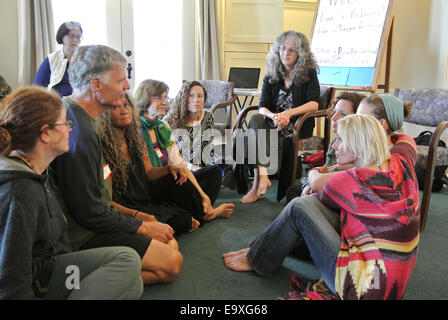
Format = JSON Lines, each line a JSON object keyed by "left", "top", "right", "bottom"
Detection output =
{"left": 247, "top": 196, "right": 340, "bottom": 293}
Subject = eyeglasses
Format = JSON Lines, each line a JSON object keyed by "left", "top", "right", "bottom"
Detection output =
{"left": 50, "top": 120, "right": 73, "bottom": 129}
{"left": 279, "top": 46, "right": 298, "bottom": 54}
{"left": 67, "top": 34, "right": 82, "bottom": 41}
{"left": 151, "top": 95, "right": 169, "bottom": 103}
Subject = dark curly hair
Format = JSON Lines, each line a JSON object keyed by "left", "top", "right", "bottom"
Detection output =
{"left": 97, "top": 94, "right": 147, "bottom": 195}
{"left": 164, "top": 81, "right": 207, "bottom": 130}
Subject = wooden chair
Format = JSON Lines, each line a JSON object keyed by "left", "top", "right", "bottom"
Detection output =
{"left": 394, "top": 88, "right": 448, "bottom": 232}
{"left": 198, "top": 80, "right": 237, "bottom": 135}
{"left": 290, "top": 85, "right": 335, "bottom": 185}
{"left": 232, "top": 85, "right": 335, "bottom": 186}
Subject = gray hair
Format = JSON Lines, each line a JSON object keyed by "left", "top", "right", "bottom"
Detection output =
{"left": 266, "top": 30, "right": 319, "bottom": 85}
{"left": 69, "top": 45, "right": 127, "bottom": 95}
{"left": 134, "top": 79, "right": 169, "bottom": 116}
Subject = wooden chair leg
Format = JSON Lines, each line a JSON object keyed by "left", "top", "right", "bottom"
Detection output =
{"left": 419, "top": 123, "right": 448, "bottom": 232}
{"left": 419, "top": 188, "right": 431, "bottom": 232}
{"left": 420, "top": 150, "right": 437, "bottom": 232}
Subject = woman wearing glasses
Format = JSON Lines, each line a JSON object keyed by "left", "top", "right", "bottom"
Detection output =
{"left": 236, "top": 30, "right": 321, "bottom": 204}
{"left": 136, "top": 80, "right": 234, "bottom": 222}
{"left": 34, "top": 21, "right": 83, "bottom": 97}
{"left": 0, "top": 87, "right": 143, "bottom": 299}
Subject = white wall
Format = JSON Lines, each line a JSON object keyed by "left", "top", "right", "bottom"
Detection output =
{"left": 384, "top": 0, "right": 448, "bottom": 140}
{"left": 386, "top": 0, "right": 447, "bottom": 90}
{"left": 182, "top": 0, "right": 196, "bottom": 82}
{"left": 431, "top": 0, "right": 448, "bottom": 88}
{"left": 0, "top": 0, "right": 19, "bottom": 88}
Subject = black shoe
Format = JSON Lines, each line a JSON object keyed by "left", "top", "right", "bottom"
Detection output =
{"left": 286, "top": 184, "right": 302, "bottom": 205}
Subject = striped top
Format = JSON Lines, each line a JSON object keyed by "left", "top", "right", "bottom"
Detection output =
{"left": 314, "top": 134, "right": 420, "bottom": 300}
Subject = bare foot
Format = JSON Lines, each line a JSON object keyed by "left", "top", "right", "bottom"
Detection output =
{"left": 256, "top": 176, "right": 271, "bottom": 198}
{"left": 222, "top": 248, "right": 250, "bottom": 259}
{"left": 203, "top": 203, "right": 235, "bottom": 221}
{"left": 189, "top": 217, "right": 200, "bottom": 233}
{"left": 240, "top": 188, "right": 263, "bottom": 204}
{"left": 213, "top": 203, "right": 235, "bottom": 219}
{"left": 224, "top": 250, "right": 253, "bottom": 272}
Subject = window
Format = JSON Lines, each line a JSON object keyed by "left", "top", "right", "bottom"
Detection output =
{"left": 52, "top": 0, "right": 111, "bottom": 47}
{"left": 132, "top": 0, "right": 183, "bottom": 94}
{"left": 52, "top": 0, "right": 186, "bottom": 94}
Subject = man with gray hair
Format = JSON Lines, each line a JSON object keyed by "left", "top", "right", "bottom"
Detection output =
{"left": 51, "top": 45, "right": 183, "bottom": 286}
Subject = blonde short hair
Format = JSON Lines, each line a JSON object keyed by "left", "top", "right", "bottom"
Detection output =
{"left": 337, "top": 114, "right": 390, "bottom": 168}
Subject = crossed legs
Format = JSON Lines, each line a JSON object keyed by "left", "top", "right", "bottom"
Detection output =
{"left": 140, "top": 238, "right": 183, "bottom": 285}
{"left": 224, "top": 196, "right": 340, "bottom": 293}
{"left": 80, "top": 233, "right": 183, "bottom": 286}
{"left": 240, "top": 165, "right": 272, "bottom": 204}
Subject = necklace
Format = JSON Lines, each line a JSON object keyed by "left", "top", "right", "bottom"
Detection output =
{"left": 10, "top": 152, "right": 36, "bottom": 173}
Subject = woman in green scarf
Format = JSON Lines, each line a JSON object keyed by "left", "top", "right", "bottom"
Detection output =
{"left": 135, "top": 79, "right": 234, "bottom": 221}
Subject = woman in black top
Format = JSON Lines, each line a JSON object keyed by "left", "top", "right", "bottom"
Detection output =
{"left": 238, "top": 31, "right": 320, "bottom": 204}
{"left": 97, "top": 94, "right": 204, "bottom": 232}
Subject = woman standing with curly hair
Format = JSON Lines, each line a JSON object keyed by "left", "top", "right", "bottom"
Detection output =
{"left": 237, "top": 31, "right": 321, "bottom": 204}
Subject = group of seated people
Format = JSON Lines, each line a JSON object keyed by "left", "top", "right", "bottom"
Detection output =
{"left": 0, "top": 42, "right": 234, "bottom": 299}
{"left": 224, "top": 90, "right": 420, "bottom": 300}
{"left": 0, "top": 25, "right": 420, "bottom": 300}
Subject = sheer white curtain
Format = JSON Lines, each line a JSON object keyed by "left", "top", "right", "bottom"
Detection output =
{"left": 18, "top": 0, "right": 56, "bottom": 86}
{"left": 196, "top": 0, "right": 222, "bottom": 80}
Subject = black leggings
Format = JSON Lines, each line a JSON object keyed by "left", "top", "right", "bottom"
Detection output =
{"left": 193, "top": 164, "right": 222, "bottom": 205}
{"left": 150, "top": 164, "right": 222, "bottom": 225}
{"left": 150, "top": 175, "right": 204, "bottom": 223}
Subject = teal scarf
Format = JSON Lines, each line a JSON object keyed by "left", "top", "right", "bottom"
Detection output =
{"left": 379, "top": 94, "right": 404, "bottom": 132}
{"left": 140, "top": 116, "right": 173, "bottom": 168}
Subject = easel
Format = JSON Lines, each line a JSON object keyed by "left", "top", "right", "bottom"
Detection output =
{"left": 316, "top": 17, "right": 394, "bottom": 137}
{"left": 377, "top": 18, "right": 394, "bottom": 93}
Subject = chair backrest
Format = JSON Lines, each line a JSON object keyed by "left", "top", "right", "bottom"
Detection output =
{"left": 198, "top": 80, "right": 235, "bottom": 109}
{"left": 394, "top": 88, "right": 448, "bottom": 127}
{"left": 319, "top": 85, "right": 335, "bottom": 110}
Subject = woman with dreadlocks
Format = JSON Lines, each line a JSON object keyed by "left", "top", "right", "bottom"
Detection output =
{"left": 97, "top": 94, "right": 203, "bottom": 234}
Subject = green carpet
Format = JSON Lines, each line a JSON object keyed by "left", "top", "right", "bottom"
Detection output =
{"left": 141, "top": 181, "right": 448, "bottom": 300}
